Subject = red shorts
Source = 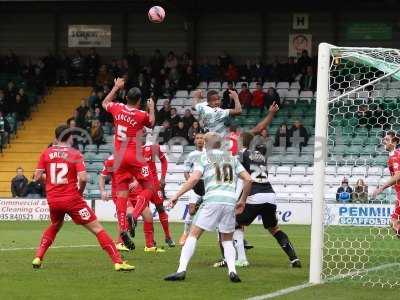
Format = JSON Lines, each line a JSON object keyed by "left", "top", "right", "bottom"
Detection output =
{"left": 113, "top": 151, "right": 151, "bottom": 191}
{"left": 49, "top": 198, "right": 97, "bottom": 225}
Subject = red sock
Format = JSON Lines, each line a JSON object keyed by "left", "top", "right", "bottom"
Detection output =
{"left": 158, "top": 210, "right": 171, "bottom": 239}
{"left": 96, "top": 230, "right": 123, "bottom": 264}
{"left": 132, "top": 190, "right": 151, "bottom": 220}
{"left": 35, "top": 223, "right": 59, "bottom": 259}
{"left": 116, "top": 196, "right": 128, "bottom": 232}
{"left": 143, "top": 220, "right": 155, "bottom": 248}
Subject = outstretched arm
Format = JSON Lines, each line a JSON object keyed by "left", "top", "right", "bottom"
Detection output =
{"left": 192, "top": 89, "right": 204, "bottom": 110}
{"left": 250, "top": 102, "right": 279, "bottom": 134}
{"left": 372, "top": 172, "right": 400, "bottom": 198}
{"left": 228, "top": 90, "right": 242, "bottom": 116}
{"left": 169, "top": 170, "right": 202, "bottom": 207}
{"left": 102, "top": 78, "right": 125, "bottom": 110}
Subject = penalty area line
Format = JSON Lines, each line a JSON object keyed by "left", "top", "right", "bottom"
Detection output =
{"left": 0, "top": 244, "right": 98, "bottom": 251}
{"left": 247, "top": 263, "right": 400, "bottom": 300}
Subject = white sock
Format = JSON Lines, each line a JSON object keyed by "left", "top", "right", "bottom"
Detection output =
{"left": 222, "top": 240, "right": 237, "bottom": 274}
{"left": 233, "top": 229, "right": 247, "bottom": 262}
{"left": 177, "top": 236, "right": 197, "bottom": 273}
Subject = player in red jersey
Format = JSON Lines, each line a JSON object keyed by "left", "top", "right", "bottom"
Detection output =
{"left": 99, "top": 155, "right": 161, "bottom": 252}
{"left": 372, "top": 131, "right": 400, "bottom": 236}
{"left": 32, "top": 125, "right": 134, "bottom": 271}
{"left": 134, "top": 138, "right": 175, "bottom": 247}
{"left": 102, "top": 78, "right": 156, "bottom": 250}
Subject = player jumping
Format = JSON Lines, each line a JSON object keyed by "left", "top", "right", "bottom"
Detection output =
{"left": 372, "top": 131, "right": 400, "bottom": 236}
{"left": 179, "top": 133, "right": 205, "bottom": 245}
{"left": 164, "top": 132, "right": 253, "bottom": 283}
{"left": 102, "top": 78, "right": 158, "bottom": 250}
{"left": 32, "top": 125, "right": 134, "bottom": 271}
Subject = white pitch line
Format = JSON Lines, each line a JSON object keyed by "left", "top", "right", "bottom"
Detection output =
{"left": 247, "top": 263, "right": 400, "bottom": 300}
{"left": 0, "top": 244, "right": 98, "bottom": 251}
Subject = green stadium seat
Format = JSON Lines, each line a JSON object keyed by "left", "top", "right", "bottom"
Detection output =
{"left": 354, "top": 127, "right": 369, "bottom": 137}
{"left": 87, "top": 162, "right": 103, "bottom": 173}
{"left": 98, "top": 144, "right": 113, "bottom": 153}
{"left": 92, "top": 152, "right": 109, "bottom": 162}
{"left": 88, "top": 189, "right": 101, "bottom": 199}
{"left": 84, "top": 152, "right": 95, "bottom": 163}
{"left": 351, "top": 136, "right": 366, "bottom": 146}
{"left": 85, "top": 144, "right": 98, "bottom": 153}
{"left": 268, "top": 155, "right": 284, "bottom": 165}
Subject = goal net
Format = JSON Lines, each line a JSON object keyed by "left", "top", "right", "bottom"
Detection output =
{"left": 310, "top": 43, "right": 400, "bottom": 287}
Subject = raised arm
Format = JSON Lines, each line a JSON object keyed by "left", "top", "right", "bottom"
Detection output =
{"left": 192, "top": 89, "right": 204, "bottom": 110}
{"left": 372, "top": 171, "right": 400, "bottom": 198}
{"left": 147, "top": 97, "right": 156, "bottom": 128}
{"left": 102, "top": 78, "right": 125, "bottom": 110}
{"left": 228, "top": 90, "right": 242, "bottom": 116}
{"left": 250, "top": 102, "right": 279, "bottom": 134}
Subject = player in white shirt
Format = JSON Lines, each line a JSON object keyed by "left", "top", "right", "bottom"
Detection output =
{"left": 179, "top": 133, "right": 205, "bottom": 245}
{"left": 192, "top": 89, "right": 242, "bottom": 136}
{"left": 164, "top": 132, "right": 253, "bottom": 283}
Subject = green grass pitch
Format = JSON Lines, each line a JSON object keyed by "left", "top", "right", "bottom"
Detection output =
{"left": 0, "top": 222, "right": 398, "bottom": 300}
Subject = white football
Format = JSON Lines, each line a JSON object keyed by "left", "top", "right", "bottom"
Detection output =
{"left": 148, "top": 6, "right": 166, "bottom": 23}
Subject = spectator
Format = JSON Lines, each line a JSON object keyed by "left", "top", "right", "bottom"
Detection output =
{"left": 222, "top": 81, "right": 237, "bottom": 109}
{"left": 169, "top": 108, "right": 181, "bottom": 127}
{"left": 228, "top": 124, "right": 240, "bottom": 155}
{"left": 0, "top": 111, "right": 11, "bottom": 152}
{"left": 11, "top": 167, "right": 28, "bottom": 198}
{"left": 355, "top": 104, "right": 372, "bottom": 129}
{"left": 264, "top": 87, "right": 281, "bottom": 109}
{"left": 252, "top": 59, "right": 265, "bottom": 82}
{"left": 187, "top": 121, "right": 201, "bottom": 145}
{"left": 172, "top": 121, "right": 188, "bottom": 139}
{"left": 55, "top": 50, "right": 71, "bottom": 86}
{"left": 159, "top": 120, "right": 173, "bottom": 144}
{"left": 238, "top": 83, "right": 253, "bottom": 114}
{"left": 274, "top": 123, "right": 290, "bottom": 148}
{"left": 75, "top": 99, "right": 89, "bottom": 129}
{"left": 90, "top": 119, "right": 105, "bottom": 147}
{"left": 126, "top": 48, "right": 141, "bottom": 77}
{"left": 149, "top": 77, "right": 162, "bottom": 99}
{"left": 96, "top": 65, "right": 112, "bottom": 87}
{"left": 182, "top": 109, "right": 196, "bottom": 131}
{"left": 26, "top": 174, "right": 45, "bottom": 198}
{"left": 281, "top": 57, "right": 297, "bottom": 82}
{"left": 134, "top": 73, "right": 149, "bottom": 100}
{"left": 0, "top": 89, "right": 6, "bottom": 113}
{"left": 180, "top": 66, "right": 197, "bottom": 91}
{"left": 180, "top": 52, "right": 191, "bottom": 70}
{"left": 86, "top": 48, "right": 100, "bottom": 83}
{"left": 15, "top": 93, "right": 29, "bottom": 122}
{"left": 218, "top": 50, "right": 232, "bottom": 70}
{"left": 253, "top": 128, "right": 273, "bottom": 158}
{"left": 336, "top": 178, "right": 353, "bottom": 203}
{"left": 300, "top": 65, "right": 316, "bottom": 91}
{"left": 289, "top": 120, "right": 309, "bottom": 150}
{"left": 150, "top": 49, "right": 164, "bottom": 77}
{"left": 198, "top": 58, "right": 213, "bottom": 82}
{"left": 66, "top": 117, "right": 80, "bottom": 149}
{"left": 157, "top": 99, "right": 172, "bottom": 125}
{"left": 70, "top": 50, "right": 85, "bottom": 83}
{"left": 240, "top": 59, "right": 253, "bottom": 81}
{"left": 165, "top": 51, "right": 178, "bottom": 71}
{"left": 5, "top": 81, "right": 17, "bottom": 114}
{"left": 215, "top": 57, "right": 225, "bottom": 81}
{"left": 225, "top": 63, "right": 239, "bottom": 82}
{"left": 109, "top": 59, "right": 120, "bottom": 78}
{"left": 93, "top": 107, "right": 108, "bottom": 124}
{"left": 42, "top": 51, "right": 57, "bottom": 86}
{"left": 297, "top": 50, "right": 313, "bottom": 72}
{"left": 353, "top": 179, "right": 368, "bottom": 203}
{"left": 251, "top": 82, "right": 266, "bottom": 115}
{"left": 89, "top": 90, "right": 104, "bottom": 110}
{"left": 168, "top": 68, "right": 180, "bottom": 90}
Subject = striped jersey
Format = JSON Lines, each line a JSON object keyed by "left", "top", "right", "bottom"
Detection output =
{"left": 184, "top": 149, "right": 205, "bottom": 196}
{"left": 195, "top": 102, "right": 230, "bottom": 135}
{"left": 193, "top": 149, "right": 245, "bottom": 205}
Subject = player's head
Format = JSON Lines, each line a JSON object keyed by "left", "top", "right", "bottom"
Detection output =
{"left": 204, "top": 132, "right": 221, "bottom": 149}
{"left": 126, "top": 87, "right": 142, "bottom": 106}
{"left": 55, "top": 124, "right": 72, "bottom": 144}
{"left": 383, "top": 131, "right": 400, "bottom": 152}
{"left": 207, "top": 90, "right": 220, "bottom": 108}
{"left": 241, "top": 132, "right": 254, "bottom": 149}
{"left": 255, "top": 144, "right": 267, "bottom": 156}
{"left": 16, "top": 167, "right": 24, "bottom": 176}
{"left": 194, "top": 133, "right": 204, "bottom": 149}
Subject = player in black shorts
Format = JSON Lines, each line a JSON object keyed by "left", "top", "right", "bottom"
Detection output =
{"left": 234, "top": 132, "right": 301, "bottom": 268}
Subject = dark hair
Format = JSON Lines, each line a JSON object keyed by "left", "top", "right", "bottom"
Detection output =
{"left": 227, "top": 81, "right": 234, "bottom": 86}
{"left": 386, "top": 131, "right": 400, "bottom": 144}
{"left": 126, "top": 87, "right": 142, "bottom": 105}
{"left": 66, "top": 117, "right": 75, "bottom": 126}
{"left": 16, "top": 167, "right": 23, "bottom": 172}
{"left": 241, "top": 83, "right": 248, "bottom": 88}
{"left": 207, "top": 90, "right": 219, "bottom": 102}
{"left": 229, "top": 124, "right": 237, "bottom": 132}
{"left": 241, "top": 132, "right": 254, "bottom": 148}
{"left": 55, "top": 124, "right": 72, "bottom": 142}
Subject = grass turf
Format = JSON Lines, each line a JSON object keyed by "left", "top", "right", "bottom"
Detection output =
{"left": 0, "top": 222, "right": 398, "bottom": 300}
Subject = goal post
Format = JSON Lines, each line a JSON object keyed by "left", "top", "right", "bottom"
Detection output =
{"left": 309, "top": 42, "right": 332, "bottom": 284}
{"left": 310, "top": 43, "right": 400, "bottom": 287}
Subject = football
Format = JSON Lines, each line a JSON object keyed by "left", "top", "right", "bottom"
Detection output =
{"left": 148, "top": 6, "right": 166, "bottom": 23}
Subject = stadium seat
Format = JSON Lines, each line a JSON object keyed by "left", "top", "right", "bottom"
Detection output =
{"left": 276, "top": 89, "right": 288, "bottom": 99}
{"left": 365, "top": 176, "right": 381, "bottom": 186}
{"left": 290, "top": 193, "right": 307, "bottom": 202}
{"left": 325, "top": 175, "right": 339, "bottom": 185}
{"left": 87, "top": 162, "right": 103, "bottom": 173}
{"left": 337, "top": 166, "right": 352, "bottom": 176}
{"left": 291, "top": 166, "right": 306, "bottom": 176}
{"left": 92, "top": 152, "right": 109, "bottom": 162}
{"left": 84, "top": 152, "right": 95, "bottom": 163}
{"left": 175, "top": 90, "right": 189, "bottom": 98}
{"left": 306, "top": 166, "right": 314, "bottom": 176}
{"left": 263, "top": 82, "right": 276, "bottom": 89}
{"left": 325, "top": 166, "right": 337, "bottom": 175}
{"left": 285, "top": 90, "right": 299, "bottom": 104}
{"left": 197, "top": 82, "right": 208, "bottom": 89}
{"left": 367, "top": 166, "right": 383, "bottom": 177}
{"left": 299, "top": 91, "right": 313, "bottom": 104}
{"left": 98, "top": 144, "right": 113, "bottom": 153}
{"left": 276, "top": 82, "right": 290, "bottom": 89}
{"left": 272, "top": 184, "right": 285, "bottom": 193}
{"left": 208, "top": 82, "right": 221, "bottom": 90}
{"left": 352, "top": 166, "right": 367, "bottom": 176}
{"left": 171, "top": 98, "right": 184, "bottom": 107}
{"left": 267, "top": 165, "right": 276, "bottom": 176}
{"left": 281, "top": 154, "right": 301, "bottom": 165}
{"left": 85, "top": 144, "right": 98, "bottom": 153}
{"left": 268, "top": 155, "right": 284, "bottom": 165}
{"left": 289, "top": 82, "right": 301, "bottom": 90}
{"left": 276, "top": 193, "right": 290, "bottom": 202}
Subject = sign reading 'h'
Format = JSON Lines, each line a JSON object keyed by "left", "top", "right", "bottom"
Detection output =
{"left": 293, "top": 13, "right": 309, "bottom": 30}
